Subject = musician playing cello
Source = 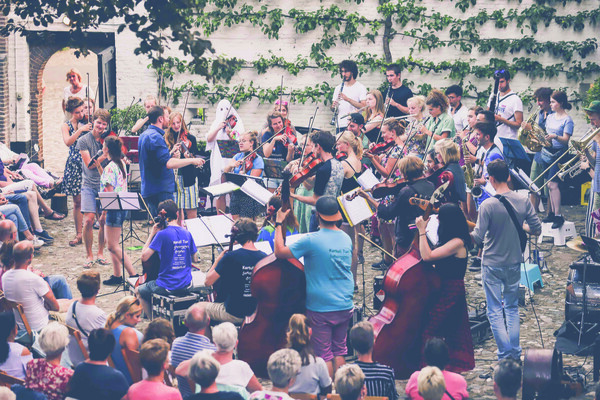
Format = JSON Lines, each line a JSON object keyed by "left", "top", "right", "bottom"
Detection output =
{"left": 274, "top": 196, "right": 353, "bottom": 379}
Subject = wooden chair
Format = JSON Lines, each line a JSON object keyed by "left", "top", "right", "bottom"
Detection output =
{"left": 0, "top": 290, "right": 34, "bottom": 345}
{"left": 63, "top": 324, "right": 89, "bottom": 361}
{"left": 326, "top": 394, "right": 341, "bottom": 400}
{"left": 121, "top": 347, "right": 143, "bottom": 383}
{"left": 290, "top": 393, "right": 318, "bottom": 400}
{"left": 0, "top": 370, "right": 25, "bottom": 388}
{"left": 366, "top": 397, "right": 388, "bottom": 400}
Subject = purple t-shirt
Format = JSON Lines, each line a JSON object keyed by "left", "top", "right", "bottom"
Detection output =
{"left": 149, "top": 225, "right": 196, "bottom": 290}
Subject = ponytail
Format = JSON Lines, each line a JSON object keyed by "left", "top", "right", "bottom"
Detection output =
{"left": 0, "top": 312, "right": 16, "bottom": 364}
{"left": 0, "top": 239, "right": 16, "bottom": 270}
{"left": 286, "top": 314, "right": 314, "bottom": 366}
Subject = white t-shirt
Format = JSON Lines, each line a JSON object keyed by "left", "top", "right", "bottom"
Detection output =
{"left": 450, "top": 105, "right": 469, "bottom": 133}
{"left": 65, "top": 301, "right": 107, "bottom": 367}
{"left": 0, "top": 342, "right": 32, "bottom": 380}
{"left": 289, "top": 356, "right": 331, "bottom": 395}
{"left": 333, "top": 81, "right": 367, "bottom": 128}
{"left": 63, "top": 85, "right": 95, "bottom": 102}
{"left": 216, "top": 359, "right": 254, "bottom": 388}
{"left": 488, "top": 91, "right": 523, "bottom": 144}
{"left": 1, "top": 269, "right": 50, "bottom": 332}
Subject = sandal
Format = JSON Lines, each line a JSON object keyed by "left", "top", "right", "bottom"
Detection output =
{"left": 96, "top": 257, "right": 110, "bottom": 266}
{"left": 69, "top": 236, "right": 82, "bottom": 247}
{"left": 83, "top": 260, "right": 94, "bottom": 269}
{"left": 44, "top": 211, "right": 65, "bottom": 220}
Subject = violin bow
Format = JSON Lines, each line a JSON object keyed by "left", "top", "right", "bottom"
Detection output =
{"left": 116, "top": 96, "right": 139, "bottom": 137}
{"left": 222, "top": 80, "right": 245, "bottom": 133}
{"left": 374, "top": 85, "right": 393, "bottom": 144}
{"left": 239, "top": 126, "right": 287, "bottom": 163}
{"left": 86, "top": 73, "right": 92, "bottom": 123}
{"left": 386, "top": 120, "right": 421, "bottom": 180}
{"left": 182, "top": 84, "right": 191, "bottom": 126}
{"left": 299, "top": 106, "right": 319, "bottom": 167}
{"left": 165, "top": 80, "right": 176, "bottom": 108}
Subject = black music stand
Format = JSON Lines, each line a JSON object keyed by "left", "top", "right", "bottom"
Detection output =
{"left": 122, "top": 193, "right": 147, "bottom": 244}
{"left": 499, "top": 138, "right": 530, "bottom": 169}
{"left": 224, "top": 172, "right": 263, "bottom": 186}
{"left": 570, "top": 235, "right": 600, "bottom": 345}
{"left": 263, "top": 158, "right": 286, "bottom": 188}
{"left": 217, "top": 140, "right": 239, "bottom": 159}
{"left": 97, "top": 192, "right": 141, "bottom": 295}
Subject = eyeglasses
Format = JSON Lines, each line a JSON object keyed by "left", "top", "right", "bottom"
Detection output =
{"left": 275, "top": 100, "right": 288, "bottom": 106}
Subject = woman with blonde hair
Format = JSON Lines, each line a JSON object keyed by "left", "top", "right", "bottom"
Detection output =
{"left": 106, "top": 296, "right": 143, "bottom": 385}
{"left": 287, "top": 314, "right": 332, "bottom": 396}
{"left": 165, "top": 112, "right": 201, "bottom": 223}
{"left": 337, "top": 131, "right": 364, "bottom": 285}
{"left": 434, "top": 139, "right": 467, "bottom": 207}
{"left": 416, "top": 366, "right": 446, "bottom": 400}
{"left": 362, "top": 90, "right": 385, "bottom": 145}
{"left": 402, "top": 95, "right": 429, "bottom": 156}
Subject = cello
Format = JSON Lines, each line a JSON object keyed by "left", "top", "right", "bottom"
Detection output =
{"left": 237, "top": 172, "right": 306, "bottom": 378}
{"left": 369, "top": 182, "right": 449, "bottom": 379}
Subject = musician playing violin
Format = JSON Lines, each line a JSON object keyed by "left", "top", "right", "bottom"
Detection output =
{"left": 355, "top": 156, "right": 435, "bottom": 257}
{"left": 224, "top": 131, "right": 265, "bottom": 220}
{"left": 401, "top": 96, "right": 429, "bottom": 156}
{"left": 420, "top": 90, "right": 456, "bottom": 146}
{"left": 290, "top": 131, "right": 344, "bottom": 232}
{"left": 164, "top": 112, "right": 201, "bottom": 223}
{"left": 203, "top": 218, "right": 268, "bottom": 325}
{"left": 262, "top": 111, "right": 296, "bottom": 161}
{"left": 286, "top": 137, "right": 316, "bottom": 233}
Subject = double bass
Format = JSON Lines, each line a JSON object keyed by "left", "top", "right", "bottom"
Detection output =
{"left": 237, "top": 172, "right": 306, "bottom": 378}
{"left": 369, "top": 182, "right": 449, "bottom": 378}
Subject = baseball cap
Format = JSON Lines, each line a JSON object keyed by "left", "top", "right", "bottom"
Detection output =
{"left": 315, "top": 196, "right": 342, "bottom": 222}
{"left": 350, "top": 113, "right": 365, "bottom": 125}
{"left": 584, "top": 100, "right": 600, "bottom": 114}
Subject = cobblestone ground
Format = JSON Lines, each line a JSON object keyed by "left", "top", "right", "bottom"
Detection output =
{"left": 29, "top": 195, "right": 596, "bottom": 399}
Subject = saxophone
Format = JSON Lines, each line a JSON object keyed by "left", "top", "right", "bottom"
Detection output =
{"left": 461, "top": 135, "right": 475, "bottom": 189}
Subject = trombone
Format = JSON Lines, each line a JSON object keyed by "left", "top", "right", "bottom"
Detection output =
{"left": 529, "top": 126, "right": 600, "bottom": 193}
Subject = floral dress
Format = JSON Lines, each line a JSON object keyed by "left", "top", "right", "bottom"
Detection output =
{"left": 25, "top": 358, "right": 73, "bottom": 400}
{"left": 62, "top": 120, "right": 83, "bottom": 196}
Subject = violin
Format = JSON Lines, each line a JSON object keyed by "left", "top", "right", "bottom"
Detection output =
{"left": 336, "top": 151, "right": 348, "bottom": 161}
{"left": 226, "top": 115, "right": 238, "bottom": 131}
{"left": 275, "top": 122, "right": 297, "bottom": 147}
{"left": 289, "top": 153, "right": 323, "bottom": 188}
{"left": 366, "top": 140, "right": 395, "bottom": 156}
{"left": 244, "top": 152, "right": 257, "bottom": 173}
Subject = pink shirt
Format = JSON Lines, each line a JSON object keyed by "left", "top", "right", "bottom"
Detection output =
{"left": 405, "top": 369, "right": 469, "bottom": 400}
{"left": 124, "top": 380, "right": 183, "bottom": 400}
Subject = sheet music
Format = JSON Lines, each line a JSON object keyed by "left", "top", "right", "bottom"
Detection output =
{"left": 185, "top": 215, "right": 233, "bottom": 247}
{"left": 240, "top": 179, "right": 273, "bottom": 206}
{"left": 201, "top": 182, "right": 240, "bottom": 197}
{"left": 356, "top": 169, "right": 380, "bottom": 190}
{"left": 98, "top": 192, "right": 140, "bottom": 211}
{"left": 192, "top": 270, "right": 207, "bottom": 287}
{"left": 483, "top": 181, "right": 496, "bottom": 196}
{"left": 284, "top": 233, "right": 309, "bottom": 265}
{"left": 426, "top": 215, "right": 439, "bottom": 246}
{"left": 337, "top": 188, "right": 374, "bottom": 227}
{"left": 233, "top": 241, "right": 273, "bottom": 255}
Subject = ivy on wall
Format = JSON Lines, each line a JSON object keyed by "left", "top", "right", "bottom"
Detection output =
{"left": 155, "top": 0, "right": 599, "bottom": 108}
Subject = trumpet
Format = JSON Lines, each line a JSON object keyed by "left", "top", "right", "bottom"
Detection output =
{"left": 557, "top": 159, "right": 584, "bottom": 180}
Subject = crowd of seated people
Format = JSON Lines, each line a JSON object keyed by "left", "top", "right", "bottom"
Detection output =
{"left": 0, "top": 300, "right": 531, "bottom": 400}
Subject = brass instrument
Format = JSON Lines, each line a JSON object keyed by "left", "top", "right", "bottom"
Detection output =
{"left": 557, "top": 141, "right": 595, "bottom": 180}
{"left": 518, "top": 107, "right": 551, "bottom": 152}
{"left": 461, "top": 135, "right": 475, "bottom": 189}
{"left": 530, "top": 126, "right": 600, "bottom": 193}
{"left": 338, "top": 106, "right": 368, "bottom": 120}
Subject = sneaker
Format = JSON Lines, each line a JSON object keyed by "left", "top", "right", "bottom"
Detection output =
{"left": 31, "top": 236, "right": 44, "bottom": 249}
{"left": 93, "top": 220, "right": 100, "bottom": 230}
{"left": 103, "top": 275, "right": 122, "bottom": 286}
{"left": 552, "top": 215, "right": 565, "bottom": 229}
{"left": 542, "top": 212, "right": 555, "bottom": 223}
{"left": 34, "top": 230, "right": 54, "bottom": 243}
{"left": 371, "top": 260, "right": 389, "bottom": 270}
{"left": 357, "top": 251, "right": 365, "bottom": 264}
{"left": 468, "top": 257, "right": 481, "bottom": 271}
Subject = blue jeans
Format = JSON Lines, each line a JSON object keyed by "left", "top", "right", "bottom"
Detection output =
{"left": 482, "top": 263, "right": 521, "bottom": 360}
{"left": 309, "top": 210, "right": 319, "bottom": 233}
{"left": 6, "top": 194, "right": 31, "bottom": 230}
{"left": 0, "top": 204, "right": 28, "bottom": 232}
{"left": 44, "top": 275, "right": 73, "bottom": 299}
{"left": 143, "top": 192, "right": 174, "bottom": 219}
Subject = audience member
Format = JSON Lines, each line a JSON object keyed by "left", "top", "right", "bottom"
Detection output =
{"left": 493, "top": 358, "right": 521, "bottom": 400}
{"left": 249, "top": 349, "right": 301, "bottom": 400}
{"left": 106, "top": 295, "right": 143, "bottom": 384}
{"left": 335, "top": 364, "right": 366, "bottom": 400}
{"left": 349, "top": 321, "right": 398, "bottom": 400}
{"left": 1, "top": 241, "right": 60, "bottom": 333}
{"left": 416, "top": 366, "right": 446, "bottom": 400}
{"left": 67, "top": 328, "right": 129, "bottom": 400}
{"left": 65, "top": 270, "right": 107, "bottom": 367}
{"left": 0, "top": 387, "right": 15, "bottom": 400}
{"left": 143, "top": 318, "right": 175, "bottom": 346}
{"left": 286, "top": 314, "right": 332, "bottom": 396}
{"left": 187, "top": 350, "right": 244, "bottom": 400}
{"left": 25, "top": 322, "right": 73, "bottom": 400}
{"left": 0, "top": 311, "right": 32, "bottom": 380}
{"left": 405, "top": 338, "right": 469, "bottom": 400}
{"left": 123, "top": 339, "right": 182, "bottom": 400}
{"left": 171, "top": 303, "right": 216, "bottom": 398}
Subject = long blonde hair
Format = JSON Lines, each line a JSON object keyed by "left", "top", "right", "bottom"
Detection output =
{"left": 338, "top": 131, "right": 363, "bottom": 159}
{"left": 286, "top": 314, "right": 314, "bottom": 366}
{"left": 105, "top": 296, "right": 142, "bottom": 328}
{"left": 165, "top": 112, "right": 188, "bottom": 150}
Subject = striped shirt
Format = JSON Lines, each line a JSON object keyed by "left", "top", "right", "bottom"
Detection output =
{"left": 171, "top": 332, "right": 217, "bottom": 397}
{"left": 354, "top": 361, "right": 398, "bottom": 400}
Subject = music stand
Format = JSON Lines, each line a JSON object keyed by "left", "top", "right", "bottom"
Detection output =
{"left": 217, "top": 140, "right": 239, "bottom": 159}
{"left": 499, "top": 138, "right": 530, "bottom": 169}
{"left": 263, "top": 158, "right": 286, "bottom": 188}
{"left": 97, "top": 192, "right": 141, "bottom": 295}
{"left": 224, "top": 172, "right": 263, "bottom": 186}
{"left": 122, "top": 193, "right": 147, "bottom": 244}
{"left": 571, "top": 235, "right": 600, "bottom": 345}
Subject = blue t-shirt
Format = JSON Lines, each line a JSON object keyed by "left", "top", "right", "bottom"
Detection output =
{"left": 150, "top": 225, "right": 196, "bottom": 290}
{"left": 546, "top": 113, "right": 574, "bottom": 150}
{"left": 261, "top": 131, "right": 287, "bottom": 159}
{"left": 139, "top": 125, "right": 175, "bottom": 197}
{"left": 215, "top": 248, "right": 267, "bottom": 318}
{"left": 288, "top": 228, "right": 353, "bottom": 312}
{"left": 232, "top": 153, "right": 265, "bottom": 177}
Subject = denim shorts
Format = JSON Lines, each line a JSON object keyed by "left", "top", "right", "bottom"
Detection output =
{"left": 105, "top": 210, "right": 129, "bottom": 227}
{"left": 81, "top": 186, "right": 101, "bottom": 214}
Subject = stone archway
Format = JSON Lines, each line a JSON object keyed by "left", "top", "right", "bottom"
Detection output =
{"left": 26, "top": 31, "right": 114, "bottom": 164}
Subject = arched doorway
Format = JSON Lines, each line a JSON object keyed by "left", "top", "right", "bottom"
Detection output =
{"left": 42, "top": 49, "right": 98, "bottom": 174}
{"left": 26, "top": 31, "right": 116, "bottom": 171}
